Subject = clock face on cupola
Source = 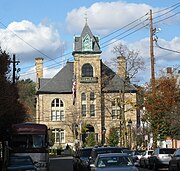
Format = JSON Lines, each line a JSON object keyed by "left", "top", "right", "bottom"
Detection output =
{"left": 82, "top": 34, "right": 92, "bottom": 51}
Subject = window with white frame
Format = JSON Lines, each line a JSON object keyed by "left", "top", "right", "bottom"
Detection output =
{"left": 90, "top": 92, "right": 96, "bottom": 116}
{"left": 51, "top": 98, "right": 64, "bottom": 121}
{"left": 81, "top": 93, "right": 86, "bottom": 116}
{"left": 52, "top": 129, "right": 65, "bottom": 143}
{"left": 111, "top": 98, "right": 122, "bottom": 120}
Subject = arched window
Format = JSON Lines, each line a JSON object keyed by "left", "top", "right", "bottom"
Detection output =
{"left": 51, "top": 98, "right": 64, "bottom": 121}
{"left": 81, "top": 93, "right": 86, "bottom": 101}
{"left": 82, "top": 64, "right": 93, "bottom": 77}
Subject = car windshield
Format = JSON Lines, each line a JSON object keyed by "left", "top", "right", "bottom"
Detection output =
{"left": 159, "top": 149, "right": 176, "bottom": 154}
{"left": 97, "top": 156, "right": 133, "bottom": 168}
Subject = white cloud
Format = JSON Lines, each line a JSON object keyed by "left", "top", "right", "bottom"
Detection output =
{"left": 20, "top": 66, "right": 60, "bottom": 82}
{"left": 0, "top": 20, "right": 65, "bottom": 63}
{"left": 101, "top": 36, "right": 180, "bottom": 84}
{"left": 65, "top": 1, "right": 154, "bottom": 34}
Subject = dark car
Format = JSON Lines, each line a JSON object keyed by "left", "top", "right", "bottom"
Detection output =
{"left": 73, "top": 147, "right": 93, "bottom": 171}
{"left": 121, "top": 149, "right": 140, "bottom": 166}
{"left": 148, "top": 147, "right": 176, "bottom": 170}
{"left": 6, "top": 155, "right": 36, "bottom": 171}
{"left": 139, "top": 150, "right": 153, "bottom": 168}
{"left": 88, "top": 146, "right": 124, "bottom": 166}
{"left": 169, "top": 148, "right": 180, "bottom": 171}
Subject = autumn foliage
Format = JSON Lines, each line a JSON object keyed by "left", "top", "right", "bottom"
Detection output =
{"left": 144, "top": 78, "right": 180, "bottom": 146}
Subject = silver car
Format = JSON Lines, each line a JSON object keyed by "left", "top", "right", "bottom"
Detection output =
{"left": 90, "top": 153, "right": 138, "bottom": 171}
{"left": 148, "top": 148, "right": 176, "bottom": 170}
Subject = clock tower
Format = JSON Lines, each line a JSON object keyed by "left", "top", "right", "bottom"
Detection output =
{"left": 72, "top": 23, "right": 103, "bottom": 142}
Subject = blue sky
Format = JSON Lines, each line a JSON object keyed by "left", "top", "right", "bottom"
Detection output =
{"left": 0, "top": 0, "right": 179, "bottom": 84}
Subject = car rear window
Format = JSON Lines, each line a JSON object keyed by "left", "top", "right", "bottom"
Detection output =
{"left": 159, "top": 149, "right": 176, "bottom": 154}
{"left": 148, "top": 151, "right": 153, "bottom": 155}
{"left": 94, "top": 148, "right": 123, "bottom": 158}
{"left": 81, "top": 149, "right": 92, "bottom": 157}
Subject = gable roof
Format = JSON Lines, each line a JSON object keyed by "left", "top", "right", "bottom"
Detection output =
{"left": 37, "top": 61, "right": 136, "bottom": 94}
{"left": 104, "top": 74, "right": 137, "bottom": 93}
{"left": 37, "top": 62, "right": 73, "bottom": 94}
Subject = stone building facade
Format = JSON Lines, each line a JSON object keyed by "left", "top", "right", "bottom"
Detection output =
{"left": 35, "top": 23, "right": 138, "bottom": 149}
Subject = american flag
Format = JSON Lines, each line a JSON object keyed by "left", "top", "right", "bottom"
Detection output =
{"left": 72, "top": 74, "right": 76, "bottom": 105}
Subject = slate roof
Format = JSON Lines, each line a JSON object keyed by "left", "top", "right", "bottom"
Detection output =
{"left": 103, "top": 74, "right": 137, "bottom": 93}
{"left": 37, "top": 62, "right": 74, "bottom": 94}
{"left": 37, "top": 61, "right": 136, "bottom": 94}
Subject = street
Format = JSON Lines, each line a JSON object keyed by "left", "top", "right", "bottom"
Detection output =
{"left": 49, "top": 156, "right": 168, "bottom": 171}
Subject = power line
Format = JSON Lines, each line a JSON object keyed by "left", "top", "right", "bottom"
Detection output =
{"left": 155, "top": 41, "right": 180, "bottom": 54}
{"left": 1, "top": 2, "right": 179, "bottom": 78}
{"left": 153, "top": 2, "right": 180, "bottom": 14}
{"left": 0, "top": 21, "right": 60, "bottom": 64}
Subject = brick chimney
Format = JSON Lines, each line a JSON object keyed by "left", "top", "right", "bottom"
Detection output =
{"left": 35, "top": 57, "right": 43, "bottom": 88}
{"left": 117, "top": 56, "right": 127, "bottom": 79}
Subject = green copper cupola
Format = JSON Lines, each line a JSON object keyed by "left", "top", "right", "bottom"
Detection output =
{"left": 72, "top": 23, "right": 101, "bottom": 55}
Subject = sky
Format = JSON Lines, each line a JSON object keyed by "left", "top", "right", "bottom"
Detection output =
{"left": 0, "top": 0, "right": 180, "bottom": 85}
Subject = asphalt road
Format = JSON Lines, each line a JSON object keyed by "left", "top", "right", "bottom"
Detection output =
{"left": 50, "top": 156, "right": 73, "bottom": 171}
{"left": 49, "top": 156, "right": 168, "bottom": 171}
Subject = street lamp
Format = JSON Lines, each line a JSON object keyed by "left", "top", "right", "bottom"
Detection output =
{"left": 102, "top": 127, "right": 106, "bottom": 145}
{"left": 127, "top": 119, "right": 132, "bottom": 149}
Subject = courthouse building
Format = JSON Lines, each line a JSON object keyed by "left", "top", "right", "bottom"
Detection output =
{"left": 35, "top": 23, "right": 138, "bottom": 149}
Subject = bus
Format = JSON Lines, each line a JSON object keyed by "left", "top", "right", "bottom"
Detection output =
{"left": 9, "top": 122, "right": 49, "bottom": 171}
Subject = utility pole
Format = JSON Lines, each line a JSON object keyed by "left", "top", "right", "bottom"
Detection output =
{"left": 150, "top": 9, "right": 155, "bottom": 95}
{"left": 11, "top": 54, "right": 20, "bottom": 84}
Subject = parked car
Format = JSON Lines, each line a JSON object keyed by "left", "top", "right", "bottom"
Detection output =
{"left": 90, "top": 153, "right": 139, "bottom": 171}
{"left": 133, "top": 150, "right": 145, "bottom": 160}
{"left": 169, "top": 148, "right": 180, "bottom": 171}
{"left": 6, "top": 155, "right": 36, "bottom": 171}
{"left": 148, "top": 148, "right": 176, "bottom": 170}
{"left": 88, "top": 146, "right": 124, "bottom": 166}
{"left": 139, "top": 150, "right": 153, "bottom": 168}
{"left": 73, "top": 147, "right": 93, "bottom": 171}
{"left": 121, "top": 149, "right": 139, "bottom": 166}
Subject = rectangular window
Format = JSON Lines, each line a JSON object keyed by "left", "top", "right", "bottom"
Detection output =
{"left": 82, "top": 104, "right": 86, "bottom": 116}
{"left": 56, "top": 111, "right": 60, "bottom": 120}
{"left": 117, "top": 110, "right": 121, "bottom": 119}
{"left": 90, "top": 104, "right": 95, "bottom": 116}
{"left": 112, "top": 110, "right": 116, "bottom": 119}
{"left": 52, "top": 111, "right": 56, "bottom": 121}
{"left": 60, "top": 111, "right": 64, "bottom": 121}
{"left": 60, "top": 131, "right": 65, "bottom": 143}
{"left": 55, "top": 131, "right": 60, "bottom": 143}
{"left": 112, "top": 100, "right": 115, "bottom": 106}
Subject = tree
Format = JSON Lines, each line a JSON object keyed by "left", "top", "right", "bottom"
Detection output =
{"left": 103, "top": 43, "right": 145, "bottom": 147}
{"left": 85, "top": 133, "right": 96, "bottom": 147}
{"left": 107, "top": 128, "right": 119, "bottom": 146}
{"left": 17, "top": 79, "right": 36, "bottom": 121}
{"left": 0, "top": 48, "right": 27, "bottom": 140}
{"left": 144, "top": 78, "right": 179, "bottom": 147}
